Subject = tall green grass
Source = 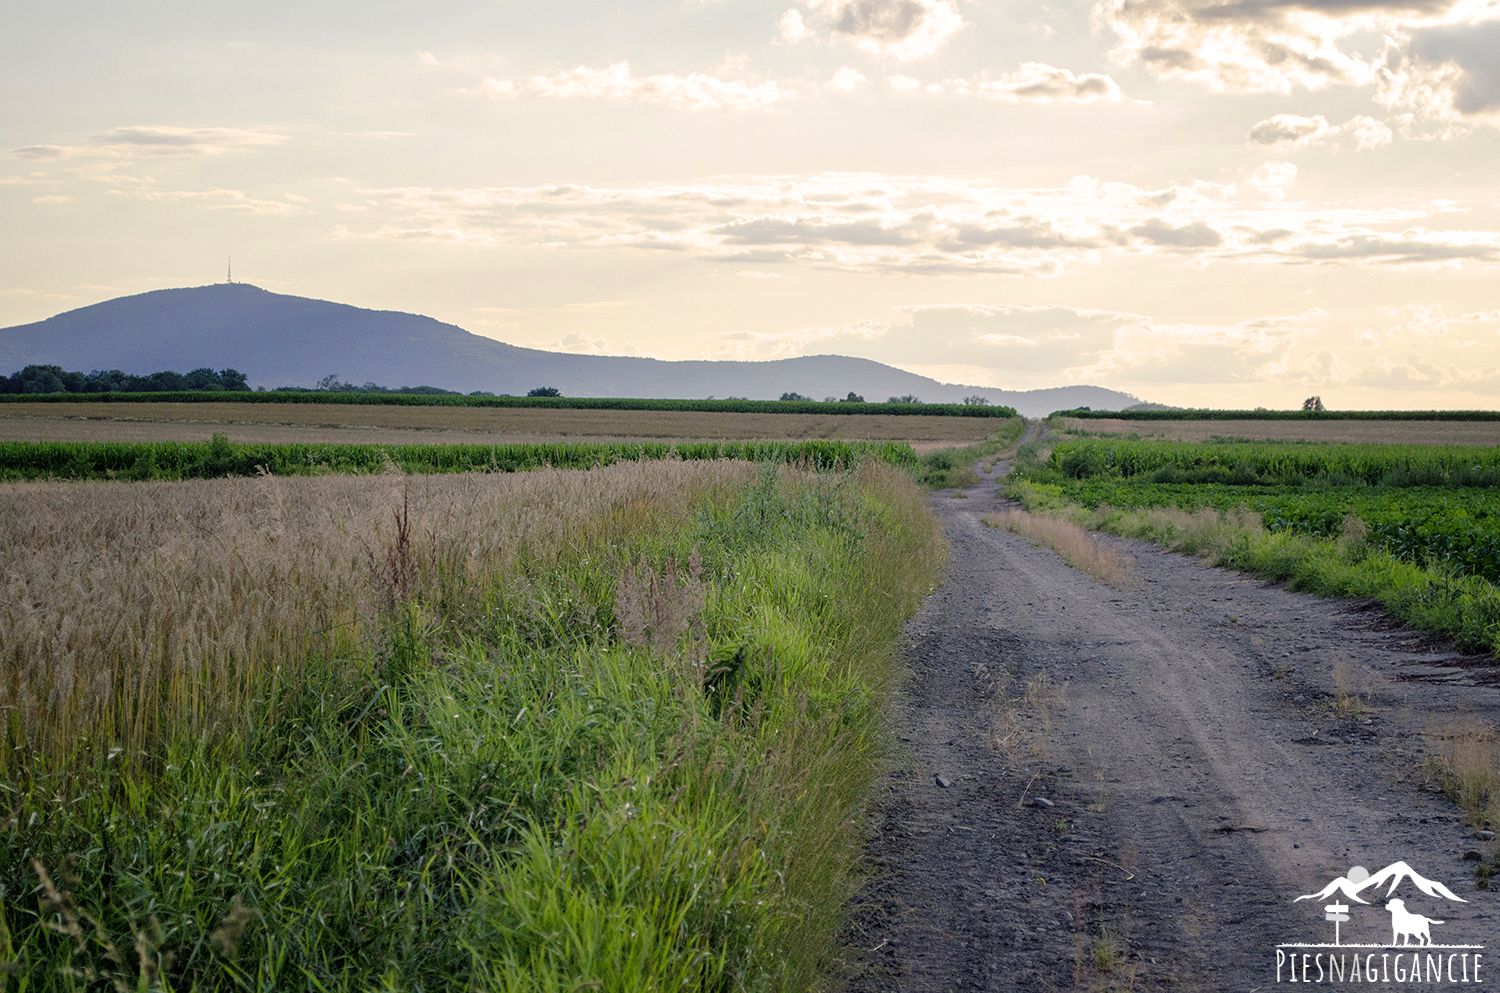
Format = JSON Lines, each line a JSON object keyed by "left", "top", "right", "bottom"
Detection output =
{"left": 0, "top": 435, "right": 917, "bottom": 482}
{"left": 1, "top": 462, "right": 942, "bottom": 991}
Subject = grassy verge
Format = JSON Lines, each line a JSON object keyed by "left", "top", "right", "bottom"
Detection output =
{"left": 0, "top": 460, "right": 943, "bottom": 991}
{"left": 917, "top": 417, "right": 1028, "bottom": 489}
{"left": 1006, "top": 480, "right": 1500, "bottom": 656}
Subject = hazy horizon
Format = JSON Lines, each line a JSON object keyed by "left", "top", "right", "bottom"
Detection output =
{"left": 3, "top": 0, "right": 1497, "bottom": 410}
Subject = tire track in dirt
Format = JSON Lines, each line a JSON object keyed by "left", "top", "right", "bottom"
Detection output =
{"left": 841, "top": 454, "right": 1500, "bottom": 991}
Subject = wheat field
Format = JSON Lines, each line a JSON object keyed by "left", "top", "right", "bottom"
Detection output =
{"left": 0, "top": 460, "right": 757, "bottom": 771}
{"left": 0, "top": 401, "right": 1002, "bottom": 451}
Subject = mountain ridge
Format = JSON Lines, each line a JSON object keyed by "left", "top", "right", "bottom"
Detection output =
{"left": 0, "top": 283, "right": 1144, "bottom": 417}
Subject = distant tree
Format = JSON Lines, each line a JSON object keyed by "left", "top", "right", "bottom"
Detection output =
{"left": 963, "top": 395, "right": 991, "bottom": 406}
{"left": 888, "top": 394, "right": 922, "bottom": 404}
{"left": 527, "top": 386, "right": 563, "bottom": 397}
{"left": 1, "top": 364, "right": 252, "bottom": 394}
{"left": 726, "top": 396, "right": 749, "bottom": 401}
{"left": 218, "top": 368, "right": 249, "bottom": 391}
{"left": 1302, "top": 396, "right": 1326, "bottom": 412}
{"left": 839, "top": 391, "right": 865, "bottom": 403}
{"left": 779, "top": 391, "right": 809, "bottom": 402}
{"left": 823, "top": 396, "right": 838, "bottom": 403}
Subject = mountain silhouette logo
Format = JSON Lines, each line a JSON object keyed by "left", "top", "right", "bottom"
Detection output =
{"left": 1276, "top": 861, "right": 1483, "bottom": 983}
{"left": 1293, "top": 861, "right": 1469, "bottom": 906}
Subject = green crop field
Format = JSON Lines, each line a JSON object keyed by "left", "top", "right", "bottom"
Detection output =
{"left": 1008, "top": 436, "right": 1500, "bottom": 655}
{"left": 0, "top": 435, "right": 918, "bottom": 482}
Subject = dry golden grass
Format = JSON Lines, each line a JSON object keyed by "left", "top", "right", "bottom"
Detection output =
{"left": 0, "top": 401, "right": 1002, "bottom": 447}
{"left": 1059, "top": 417, "right": 1500, "bottom": 446}
{"left": 1425, "top": 719, "right": 1500, "bottom": 831}
{"left": 985, "top": 508, "right": 1135, "bottom": 587}
{"left": 0, "top": 460, "right": 758, "bottom": 771}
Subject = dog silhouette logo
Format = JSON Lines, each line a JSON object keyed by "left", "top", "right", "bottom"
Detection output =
{"left": 1275, "top": 861, "right": 1483, "bottom": 983}
{"left": 1385, "top": 898, "right": 1442, "bottom": 946}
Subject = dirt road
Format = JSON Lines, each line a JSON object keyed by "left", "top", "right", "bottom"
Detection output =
{"left": 841, "top": 456, "right": 1500, "bottom": 990}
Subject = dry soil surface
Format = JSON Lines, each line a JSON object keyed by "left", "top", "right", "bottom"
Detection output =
{"left": 840, "top": 452, "right": 1500, "bottom": 991}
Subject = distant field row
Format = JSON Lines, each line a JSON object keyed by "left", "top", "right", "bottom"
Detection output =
{"left": 0, "top": 401, "right": 1004, "bottom": 451}
{"left": 1059, "top": 407, "right": 1500, "bottom": 421}
{"left": 1059, "top": 416, "right": 1500, "bottom": 446}
{"left": 0, "top": 436, "right": 917, "bottom": 481}
{"left": 0, "top": 390, "right": 1017, "bottom": 417}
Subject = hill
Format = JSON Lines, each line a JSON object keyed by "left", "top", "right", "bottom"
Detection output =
{"left": 0, "top": 284, "right": 1142, "bottom": 417}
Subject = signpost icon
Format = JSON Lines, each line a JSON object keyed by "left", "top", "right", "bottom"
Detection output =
{"left": 1325, "top": 902, "right": 1350, "bottom": 945}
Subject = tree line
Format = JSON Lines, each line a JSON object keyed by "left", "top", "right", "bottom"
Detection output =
{"left": 0, "top": 365, "right": 249, "bottom": 394}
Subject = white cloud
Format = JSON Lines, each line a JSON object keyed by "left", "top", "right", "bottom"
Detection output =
{"left": 1342, "top": 115, "right": 1395, "bottom": 148}
{"left": 1248, "top": 161, "right": 1298, "bottom": 199}
{"left": 31, "top": 194, "right": 73, "bottom": 204}
{"left": 1098, "top": 0, "right": 1500, "bottom": 133}
{"left": 532, "top": 331, "right": 647, "bottom": 356}
{"left": 1095, "top": 0, "right": 1375, "bottom": 94}
{"left": 466, "top": 62, "right": 794, "bottom": 111}
{"left": 1247, "top": 113, "right": 1394, "bottom": 149}
{"left": 138, "top": 189, "right": 302, "bottom": 215}
{"left": 1247, "top": 114, "right": 1334, "bottom": 149}
{"left": 1377, "top": 20, "right": 1500, "bottom": 128}
{"left": 794, "top": 0, "right": 965, "bottom": 60}
{"left": 707, "top": 302, "right": 1324, "bottom": 388}
{"left": 9, "top": 126, "right": 289, "bottom": 161}
{"left": 828, "top": 66, "right": 870, "bottom": 92}
{"left": 888, "top": 74, "right": 922, "bottom": 90}
{"left": 334, "top": 172, "right": 1498, "bottom": 276}
{"left": 949, "top": 63, "right": 1131, "bottom": 103}
{"left": 463, "top": 77, "right": 519, "bottom": 99}
{"left": 777, "top": 8, "right": 812, "bottom": 42}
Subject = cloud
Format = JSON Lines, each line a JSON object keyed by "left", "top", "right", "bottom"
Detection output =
{"left": 10, "top": 126, "right": 289, "bottom": 161}
{"left": 1099, "top": 0, "right": 1500, "bottom": 134}
{"left": 137, "top": 189, "right": 302, "bottom": 215}
{"left": 532, "top": 331, "right": 648, "bottom": 356}
{"left": 1377, "top": 20, "right": 1500, "bottom": 126}
{"left": 948, "top": 63, "right": 1131, "bottom": 103}
{"left": 778, "top": 8, "right": 813, "bottom": 42}
{"left": 888, "top": 74, "right": 922, "bottom": 90}
{"left": 1095, "top": 0, "right": 1377, "bottom": 94}
{"left": 31, "top": 194, "right": 73, "bottom": 204}
{"left": 1129, "top": 217, "right": 1225, "bottom": 246}
{"left": 465, "top": 62, "right": 794, "bottom": 111}
{"left": 828, "top": 66, "right": 870, "bottom": 92}
{"left": 1290, "top": 229, "right": 1499, "bottom": 263}
{"left": 709, "top": 302, "right": 1321, "bottom": 389}
{"left": 1247, "top": 114, "right": 1335, "bottom": 148}
{"left": 790, "top": 0, "right": 965, "bottom": 60}
{"left": 1247, "top": 112, "right": 1395, "bottom": 149}
{"left": 335, "top": 172, "right": 1498, "bottom": 277}
{"left": 1248, "top": 161, "right": 1298, "bottom": 198}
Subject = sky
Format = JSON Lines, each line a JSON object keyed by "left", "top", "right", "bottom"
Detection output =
{"left": 2, "top": 0, "right": 1498, "bottom": 408}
